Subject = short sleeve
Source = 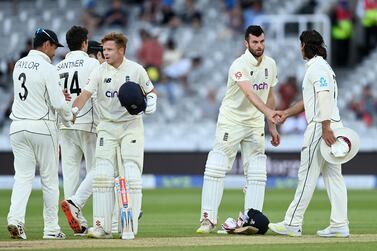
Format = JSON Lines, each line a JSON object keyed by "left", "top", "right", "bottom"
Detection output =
{"left": 138, "top": 66, "right": 154, "bottom": 93}
{"left": 229, "top": 60, "right": 249, "bottom": 83}
{"left": 310, "top": 68, "right": 331, "bottom": 92}
{"left": 84, "top": 66, "right": 100, "bottom": 94}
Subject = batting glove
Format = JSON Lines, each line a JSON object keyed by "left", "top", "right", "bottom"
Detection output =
{"left": 145, "top": 92, "right": 157, "bottom": 114}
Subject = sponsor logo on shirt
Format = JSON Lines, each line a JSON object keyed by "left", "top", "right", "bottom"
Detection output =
{"left": 125, "top": 76, "right": 130, "bottom": 82}
{"left": 105, "top": 90, "right": 118, "bottom": 97}
{"left": 252, "top": 82, "right": 268, "bottom": 90}
{"left": 265, "top": 68, "right": 268, "bottom": 79}
{"left": 104, "top": 78, "right": 112, "bottom": 83}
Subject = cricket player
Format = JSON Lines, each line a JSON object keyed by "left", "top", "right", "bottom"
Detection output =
{"left": 72, "top": 32, "right": 157, "bottom": 238}
{"left": 196, "top": 25, "right": 280, "bottom": 234}
{"left": 87, "top": 40, "right": 105, "bottom": 63}
{"left": 57, "top": 26, "right": 100, "bottom": 235}
{"left": 269, "top": 30, "right": 349, "bottom": 238}
{"left": 86, "top": 39, "right": 128, "bottom": 235}
{"left": 7, "top": 28, "right": 72, "bottom": 239}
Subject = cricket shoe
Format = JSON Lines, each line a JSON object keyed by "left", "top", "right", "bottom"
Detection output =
{"left": 60, "top": 199, "right": 82, "bottom": 233}
{"left": 268, "top": 221, "right": 302, "bottom": 237}
{"left": 196, "top": 218, "right": 215, "bottom": 234}
{"left": 74, "top": 211, "right": 88, "bottom": 236}
{"left": 87, "top": 226, "right": 112, "bottom": 239}
{"left": 317, "top": 226, "right": 349, "bottom": 238}
{"left": 7, "top": 222, "right": 27, "bottom": 239}
{"left": 43, "top": 232, "right": 66, "bottom": 239}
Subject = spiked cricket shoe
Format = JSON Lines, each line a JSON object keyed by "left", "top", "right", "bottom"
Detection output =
{"left": 268, "top": 221, "right": 302, "bottom": 237}
{"left": 317, "top": 226, "right": 349, "bottom": 238}
{"left": 196, "top": 218, "right": 215, "bottom": 234}
{"left": 7, "top": 223, "right": 27, "bottom": 239}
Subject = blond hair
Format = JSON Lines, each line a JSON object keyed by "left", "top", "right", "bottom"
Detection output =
{"left": 101, "top": 32, "right": 128, "bottom": 50}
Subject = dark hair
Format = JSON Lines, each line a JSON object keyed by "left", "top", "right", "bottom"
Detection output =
{"left": 244, "top": 25, "right": 264, "bottom": 40}
{"left": 299, "top": 30, "right": 327, "bottom": 59}
{"left": 66, "top": 26, "right": 88, "bottom": 51}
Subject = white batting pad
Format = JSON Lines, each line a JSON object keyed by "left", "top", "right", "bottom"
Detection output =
{"left": 245, "top": 154, "right": 267, "bottom": 211}
{"left": 93, "top": 159, "right": 114, "bottom": 234}
{"left": 200, "top": 150, "right": 229, "bottom": 224}
{"left": 201, "top": 176, "right": 224, "bottom": 225}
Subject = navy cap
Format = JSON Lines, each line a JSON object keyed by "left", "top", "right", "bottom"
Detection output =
{"left": 34, "top": 28, "right": 64, "bottom": 47}
{"left": 87, "top": 40, "right": 103, "bottom": 55}
{"left": 118, "top": 82, "right": 146, "bottom": 115}
{"left": 244, "top": 209, "right": 270, "bottom": 234}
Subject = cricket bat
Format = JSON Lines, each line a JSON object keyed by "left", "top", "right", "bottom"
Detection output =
{"left": 116, "top": 146, "right": 135, "bottom": 240}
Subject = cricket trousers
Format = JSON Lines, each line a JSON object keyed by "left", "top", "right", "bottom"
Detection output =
{"left": 284, "top": 121, "right": 349, "bottom": 228}
{"left": 60, "top": 129, "right": 96, "bottom": 207}
{"left": 8, "top": 120, "right": 62, "bottom": 235}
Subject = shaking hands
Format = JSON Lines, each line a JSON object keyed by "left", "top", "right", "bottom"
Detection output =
{"left": 266, "top": 109, "right": 288, "bottom": 125}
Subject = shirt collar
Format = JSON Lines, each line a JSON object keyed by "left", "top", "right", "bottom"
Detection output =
{"left": 28, "top": 50, "right": 51, "bottom": 63}
{"left": 65, "top": 50, "right": 89, "bottom": 59}
{"left": 244, "top": 49, "right": 261, "bottom": 66}
{"left": 305, "top": 55, "right": 322, "bottom": 70}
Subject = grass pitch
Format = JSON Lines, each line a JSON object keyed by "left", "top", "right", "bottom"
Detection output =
{"left": 1, "top": 188, "right": 377, "bottom": 250}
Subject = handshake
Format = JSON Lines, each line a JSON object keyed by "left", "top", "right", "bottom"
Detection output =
{"left": 267, "top": 109, "right": 288, "bottom": 125}
{"left": 264, "top": 108, "right": 292, "bottom": 147}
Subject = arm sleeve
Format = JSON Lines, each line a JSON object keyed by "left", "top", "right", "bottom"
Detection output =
{"left": 44, "top": 66, "right": 72, "bottom": 121}
{"left": 317, "top": 90, "right": 333, "bottom": 121}
{"left": 84, "top": 66, "right": 100, "bottom": 94}
{"left": 229, "top": 61, "right": 249, "bottom": 83}
{"left": 138, "top": 66, "right": 154, "bottom": 93}
{"left": 310, "top": 67, "right": 332, "bottom": 92}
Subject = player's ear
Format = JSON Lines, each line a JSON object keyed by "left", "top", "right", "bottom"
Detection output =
{"left": 244, "top": 40, "right": 248, "bottom": 48}
{"left": 119, "top": 47, "right": 125, "bottom": 55}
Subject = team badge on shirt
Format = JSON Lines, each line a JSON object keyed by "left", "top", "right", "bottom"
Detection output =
{"left": 319, "top": 77, "right": 328, "bottom": 87}
{"left": 250, "top": 71, "right": 253, "bottom": 76}
{"left": 104, "top": 78, "right": 112, "bottom": 84}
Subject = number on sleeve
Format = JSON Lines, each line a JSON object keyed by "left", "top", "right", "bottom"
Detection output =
{"left": 18, "top": 73, "right": 28, "bottom": 101}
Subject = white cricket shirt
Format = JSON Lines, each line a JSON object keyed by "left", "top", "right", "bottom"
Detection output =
{"left": 218, "top": 49, "right": 278, "bottom": 127}
{"left": 302, "top": 56, "right": 340, "bottom": 123}
{"left": 56, "top": 50, "right": 99, "bottom": 132}
{"left": 84, "top": 58, "right": 153, "bottom": 122}
{"left": 10, "top": 50, "right": 70, "bottom": 133}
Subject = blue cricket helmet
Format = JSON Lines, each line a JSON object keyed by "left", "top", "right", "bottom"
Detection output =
{"left": 118, "top": 81, "right": 146, "bottom": 115}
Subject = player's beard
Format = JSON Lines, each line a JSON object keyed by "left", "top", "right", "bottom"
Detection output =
{"left": 248, "top": 47, "right": 264, "bottom": 58}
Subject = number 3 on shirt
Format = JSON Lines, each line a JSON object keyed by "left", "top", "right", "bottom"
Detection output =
{"left": 18, "top": 73, "right": 28, "bottom": 101}
{"left": 59, "top": 71, "right": 81, "bottom": 95}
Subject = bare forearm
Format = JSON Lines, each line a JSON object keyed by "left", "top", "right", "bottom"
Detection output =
{"left": 285, "top": 100, "right": 304, "bottom": 117}
{"left": 238, "top": 81, "right": 272, "bottom": 115}
{"left": 72, "top": 90, "right": 92, "bottom": 111}
{"left": 266, "top": 90, "right": 276, "bottom": 129}
{"left": 321, "top": 119, "right": 331, "bottom": 130}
